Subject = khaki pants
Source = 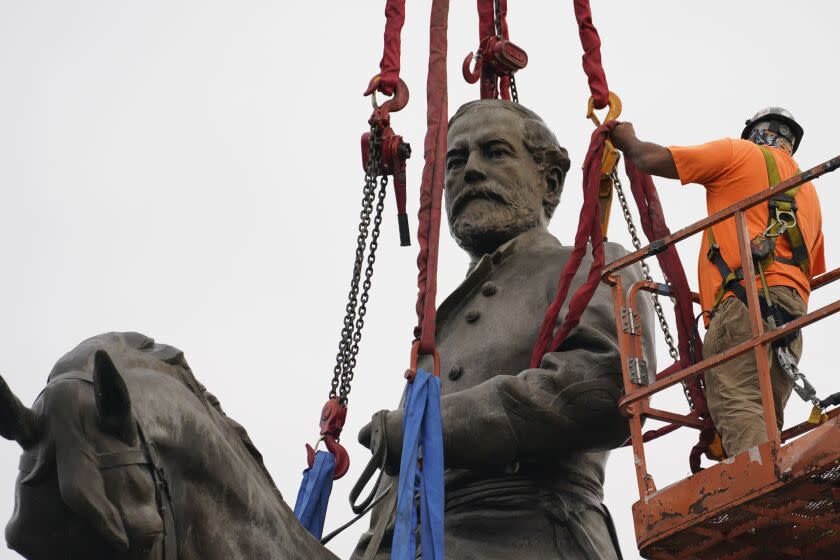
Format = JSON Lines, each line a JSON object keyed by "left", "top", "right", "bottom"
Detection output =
{"left": 702, "top": 286, "right": 806, "bottom": 457}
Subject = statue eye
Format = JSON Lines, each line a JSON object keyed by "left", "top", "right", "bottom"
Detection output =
{"left": 487, "top": 146, "right": 510, "bottom": 158}
{"left": 447, "top": 157, "right": 465, "bottom": 171}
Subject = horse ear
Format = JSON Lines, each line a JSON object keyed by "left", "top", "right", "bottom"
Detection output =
{"left": 0, "top": 375, "right": 40, "bottom": 447}
{"left": 93, "top": 351, "right": 136, "bottom": 444}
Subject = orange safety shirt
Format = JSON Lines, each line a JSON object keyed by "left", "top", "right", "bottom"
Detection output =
{"left": 669, "top": 138, "right": 825, "bottom": 325}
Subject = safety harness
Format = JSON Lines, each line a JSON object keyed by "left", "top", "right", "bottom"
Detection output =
{"left": 706, "top": 146, "right": 809, "bottom": 318}
{"left": 705, "top": 145, "right": 825, "bottom": 441}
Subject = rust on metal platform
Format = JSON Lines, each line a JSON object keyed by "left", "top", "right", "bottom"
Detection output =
{"left": 638, "top": 416, "right": 840, "bottom": 559}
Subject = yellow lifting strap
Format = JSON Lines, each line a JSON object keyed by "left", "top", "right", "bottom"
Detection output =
{"left": 586, "top": 92, "right": 622, "bottom": 238}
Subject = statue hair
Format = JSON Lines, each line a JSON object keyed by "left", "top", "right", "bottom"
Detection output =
{"left": 449, "top": 100, "right": 571, "bottom": 219}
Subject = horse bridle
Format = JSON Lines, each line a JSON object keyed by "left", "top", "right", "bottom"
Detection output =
{"left": 44, "top": 373, "right": 179, "bottom": 560}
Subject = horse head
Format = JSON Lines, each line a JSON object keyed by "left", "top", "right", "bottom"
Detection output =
{"left": 3, "top": 346, "right": 165, "bottom": 559}
{"left": 2, "top": 332, "right": 339, "bottom": 560}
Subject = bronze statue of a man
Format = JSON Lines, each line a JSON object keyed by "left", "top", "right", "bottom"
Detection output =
{"left": 353, "top": 100, "right": 654, "bottom": 559}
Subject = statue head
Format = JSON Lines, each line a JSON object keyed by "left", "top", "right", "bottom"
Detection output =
{"left": 444, "top": 100, "right": 570, "bottom": 258}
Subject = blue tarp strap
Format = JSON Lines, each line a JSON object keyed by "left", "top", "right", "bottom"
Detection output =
{"left": 293, "top": 449, "right": 336, "bottom": 539}
{"left": 391, "top": 368, "right": 445, "bottom": 560}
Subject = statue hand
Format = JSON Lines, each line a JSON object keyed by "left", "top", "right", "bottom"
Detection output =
{"left": 358, "top": 410, "right": 404, "bottom": 475}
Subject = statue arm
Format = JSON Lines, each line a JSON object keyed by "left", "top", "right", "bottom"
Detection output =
{"left": 374, "top": 274, "right": 654, "bottom": 471}
{"left": 435, "top": 289, "right": 635, "bottom": 469}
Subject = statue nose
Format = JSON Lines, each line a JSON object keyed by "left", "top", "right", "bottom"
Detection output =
{"left": 464, "top": 155, "right": 486, "bottom": 183}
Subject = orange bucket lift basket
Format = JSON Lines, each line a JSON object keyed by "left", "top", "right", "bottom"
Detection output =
{"left": 604, "top": 155, "right": 840, "bottom": 559}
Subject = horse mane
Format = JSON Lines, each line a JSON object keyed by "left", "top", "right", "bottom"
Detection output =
{"left": 48, "top": 332, "right": 279, "bottom": 490}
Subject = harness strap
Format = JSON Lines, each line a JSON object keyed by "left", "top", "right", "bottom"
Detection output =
{"left": 98, "top": 449, "right": 148, "bottom": 469}
{"left": 760, "top": 146, "right": 782, "bottom": 186}
{"left": 707, "top": 146, "right": 811, "bottom": 311}
{"left": 137, "top": 421, "right": 179, "bottom": 560}
{"left": 706, "top": 228, "right": 747, "bottom": 310}
{"left": 760, "top": 146, "right": 810, "bottom": 276}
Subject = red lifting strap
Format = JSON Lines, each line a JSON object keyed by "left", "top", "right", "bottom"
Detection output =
{"left": 622, "top": 158, "right": 715, "bottom": 473}
{"left": 413, "top": 0, "right": 449, "bottom": 356}
{"left": 366, "top": 0, "right": 407, "bottom": 96}
{"left": 530, "top": 1, "right": 610, "bottom": 364}
{"left": 623, "top": 161, "right": 702, "bottom": 369}
{"left": 530, "top": 123, "right": 609, "bottom": 368}
{"left": 572, "top": 0, "right": 609, "bottom": 110}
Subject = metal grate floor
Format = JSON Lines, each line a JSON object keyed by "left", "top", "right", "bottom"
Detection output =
{"left": 641, "top": 464, "right": 840, "bottom": 559}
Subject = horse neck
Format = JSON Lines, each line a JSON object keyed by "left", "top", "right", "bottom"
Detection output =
{"left": 132, "top": 371, "right": 332, "bottom": 560}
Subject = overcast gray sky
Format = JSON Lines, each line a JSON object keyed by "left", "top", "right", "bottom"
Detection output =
{"left": 1, "top": 2, "right": 838, "bottom": 559}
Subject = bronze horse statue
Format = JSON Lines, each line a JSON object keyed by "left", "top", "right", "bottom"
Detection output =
{"left": 0, "top": 332, "right": 338, "bottom": 559}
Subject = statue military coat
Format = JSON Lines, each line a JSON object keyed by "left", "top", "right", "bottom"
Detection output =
{"left": 352, "top": 227, "right": 654, "bottom": 560}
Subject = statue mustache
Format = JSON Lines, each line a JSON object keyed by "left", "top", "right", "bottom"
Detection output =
{"left": 450, "top": 185, "right": 510, "bottom": 219}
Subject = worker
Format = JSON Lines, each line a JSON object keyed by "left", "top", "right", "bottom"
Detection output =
{"left": 610, "top": 108, "right": 826, "bottom": 458}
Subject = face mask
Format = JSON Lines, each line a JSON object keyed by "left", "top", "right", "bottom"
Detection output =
{"left": 748, "top": 126, "right": 794, "bottom": 154}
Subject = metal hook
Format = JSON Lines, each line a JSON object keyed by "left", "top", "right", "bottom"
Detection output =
{"left": 366, "top": 75, "right": 410, "bottom": 114}
{"left": 462, "top": 51, "right": 481, "bottom": 84}
{"left": 305, "top": 435, "right": 350, "bottom": 480}
{"left": 586, "top": 91, "right": 623, "bottom": 128}
{"left": 405, "top": 340, "right": 441, "bottom": 382}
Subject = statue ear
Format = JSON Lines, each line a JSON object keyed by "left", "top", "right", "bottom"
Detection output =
{"left": 543, "top": 166, "right": 565, "bottom": 209}
{"left": 93, "top": 351, "right": 136, "bottom": 444}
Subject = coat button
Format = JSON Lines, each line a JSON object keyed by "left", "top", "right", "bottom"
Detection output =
{"left": 481, "top": 282, "right": 497, "bottom": 297}
{"left": 465, "top": 309, "right": 481, "bottom": 323}
{"left": 448, "top": 366, "right": 463, "bottom": 381}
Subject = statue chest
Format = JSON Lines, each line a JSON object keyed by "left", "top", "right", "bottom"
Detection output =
{"left": 418, "top": 250, "right": 558, "bottom": 396}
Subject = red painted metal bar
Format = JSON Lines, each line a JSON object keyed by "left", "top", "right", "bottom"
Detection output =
{"left": 628, "top": 279, "right": 701, "bottom": 303}
{"left": 614, "top": 157, "right": 840, "bottom": 507}
{"left": 641, "top": 404, "right": 704, "bottom": 429}
{"left": 811, "top": 266, "right": 840, "bottom": 290}
{"left": 619, "top": 298, "right": 840, "bottom": 412}
{"left": 781, "top": 406, "right": 840, "bottom": 442}
{"left": 611, "top": 275, "right": 655, "bottom": 498}
{"left": 735, "top": 210, "right": 779, "bottom": 449}
{"left": 621, "top": 267, "right": 840, "bottom": 448}
{"left": 603, "top": 154, "right": 840, "bottom": 279}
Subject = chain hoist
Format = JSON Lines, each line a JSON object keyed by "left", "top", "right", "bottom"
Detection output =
{"left": 329, "top": 128, "right": 390, "bottom": 405}
{"left": 462, "top": 0, "right": 526, "bottom": 101}
{"left": 493, "top": 0, "right": 518, "bottom": 103}
{"left": 303, "top": 79, "right": 411, "bottom": 482}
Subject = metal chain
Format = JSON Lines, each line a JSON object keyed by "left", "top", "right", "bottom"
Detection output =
{"left": 611, "top": 171, "right": 696, "bottom": 408}
{"left": 493, "top": 0, "right": 503, "bottom": 38}
{"left": 612, "top": 171, "right": 678, "bottom": 361}
{"left": 510, "top": 75, "right": 519, "bottom": 103}
{"left": 329, "top": 126, "right": 382, "bottom": 402}
{"left": 340, "top": 174, "right": 389, "bottom": 402}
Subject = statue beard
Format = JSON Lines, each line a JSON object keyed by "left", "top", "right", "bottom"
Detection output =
{"left": 447, "top": 183, "right": 543, "bottom": 257}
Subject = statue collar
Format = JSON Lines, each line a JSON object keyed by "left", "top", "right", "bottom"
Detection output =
{"left": 437, "top": 227, "right": 561, "bottom": 322}
{"left": 466, "top": 227, "right": 561, "bottom": 275}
